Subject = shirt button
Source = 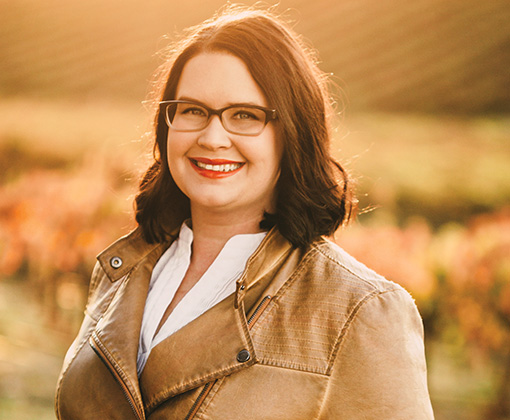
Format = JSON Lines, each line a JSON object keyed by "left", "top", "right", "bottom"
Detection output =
{"left": 236, "top": 349, "right": 251, "bottom": 363}
{"left": 110, "top": 256, "right": 123, "bottom": 269}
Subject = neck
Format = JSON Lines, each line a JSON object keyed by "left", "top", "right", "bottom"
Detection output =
{"left": 188, "top": 205, "right": 265, "bottom": 270}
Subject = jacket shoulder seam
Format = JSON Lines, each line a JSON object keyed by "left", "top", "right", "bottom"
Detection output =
{"left": 311, "top": 241, "right": 395, "bottom": 292}
{"left": 326, "top": 288, "right": 407, "bottom": 375}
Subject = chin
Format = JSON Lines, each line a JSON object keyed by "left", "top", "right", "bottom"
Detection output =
{"left": 190, "top": 195, "right": 237, "bottom": 211}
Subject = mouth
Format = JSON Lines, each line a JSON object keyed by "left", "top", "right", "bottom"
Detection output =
{"left": 189, "top": 157, "right": 245, "bottom": 178}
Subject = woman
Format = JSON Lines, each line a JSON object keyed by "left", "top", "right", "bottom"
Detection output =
{"left": 55, "top": 6, "right": 434, "bottom": 419}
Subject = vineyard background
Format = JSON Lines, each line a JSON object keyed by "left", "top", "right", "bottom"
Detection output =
{"left": 1, "top": 0, "right": 510, "bottom": 419}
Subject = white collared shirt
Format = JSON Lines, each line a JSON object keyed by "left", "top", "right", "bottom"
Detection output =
{"left": 137, "top": 222, "right": 266, "bottom": 375}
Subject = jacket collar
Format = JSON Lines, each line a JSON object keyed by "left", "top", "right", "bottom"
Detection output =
{"left": 92, "top": 226, "right": 294, "bottom": 416}
{"left": 96, "top": 227, "right": 177, "bottom": 282}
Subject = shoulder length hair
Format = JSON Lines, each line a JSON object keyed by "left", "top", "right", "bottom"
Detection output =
{"left": 135, "top": 6, "right": 355, "bottom": 248}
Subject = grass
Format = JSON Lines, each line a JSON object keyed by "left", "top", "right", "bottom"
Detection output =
{"left": 0, "top": 279, "right": 73, "bottom": 420}
{"left": 428, "top": 340, "right": 496, "bottom": 419}
{"left": 0, "top": 97, "right": 150, "bottom": 161}
{"left": 335, "top": 112, "right": 510, "bottom": 226}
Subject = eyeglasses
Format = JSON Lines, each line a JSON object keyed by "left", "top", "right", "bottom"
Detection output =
{"left": 160, "top": 100, "right": 277, "bottom": 136}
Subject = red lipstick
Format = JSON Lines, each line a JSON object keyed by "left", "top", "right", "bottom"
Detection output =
{"left": 189, "top": 157, "right": 245, "bottom": 179}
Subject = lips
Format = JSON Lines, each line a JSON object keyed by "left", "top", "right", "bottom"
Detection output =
{"left": 189, "top": 157, "right": 245, "bottom": 178}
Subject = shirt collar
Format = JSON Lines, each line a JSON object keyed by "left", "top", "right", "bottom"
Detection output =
{"left": 176, "top": 220, "right": 267, "bottom": 264}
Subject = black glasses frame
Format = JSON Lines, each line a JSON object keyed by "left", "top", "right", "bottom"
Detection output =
{"left": 159, "top": 100, "right": 277, "bottom": 136}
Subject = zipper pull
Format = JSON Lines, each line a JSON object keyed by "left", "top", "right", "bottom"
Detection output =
{"left": 234, "top": 281, "right": 246, "bottom": 309}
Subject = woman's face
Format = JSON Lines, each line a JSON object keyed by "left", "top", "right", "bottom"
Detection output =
{"left": 167, "top": 52, "right": 282, "bottom": 221}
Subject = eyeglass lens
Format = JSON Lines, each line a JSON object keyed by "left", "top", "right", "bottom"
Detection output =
{"left": 166, "top": 102, "right": 268, "bottom": 135}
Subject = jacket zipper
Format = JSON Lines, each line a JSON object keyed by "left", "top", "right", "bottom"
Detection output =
{"left": 184, "top": 381, "right": 215, "bottom": 420}
{"left": 90, "top": 333, "right": 144, "bottom": 420}
{"left": 247, "top": 295, "right": 272, "bottom": 327}
{"left": 183, "top": 295, "right": 272, "bottom": 420}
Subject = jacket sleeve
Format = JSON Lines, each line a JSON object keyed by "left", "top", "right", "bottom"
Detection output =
{"left": 318, "top": 288, "right": 435, "bottom": 419}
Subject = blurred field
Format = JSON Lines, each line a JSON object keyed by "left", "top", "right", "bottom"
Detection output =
{"left": 1, "top": 96, "right": 509, "bottom": 419}
{"left": 1, "top": 0, "right": 510, "bottom": 419}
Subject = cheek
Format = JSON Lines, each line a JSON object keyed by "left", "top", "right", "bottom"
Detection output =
{"left": 166, "top": 134, "right": 188, "bottom": 165}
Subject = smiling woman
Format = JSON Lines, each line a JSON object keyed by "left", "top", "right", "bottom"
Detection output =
{"left": 55, "top": 5, "right": 434, "bottom": 420}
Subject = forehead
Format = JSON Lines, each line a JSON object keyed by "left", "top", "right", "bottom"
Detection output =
{"left": 175, "top": 52, "right": 268, "bottom": 107}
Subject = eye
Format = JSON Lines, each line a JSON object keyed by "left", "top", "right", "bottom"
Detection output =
{"left": 180, "top": 105, "right": 207, "bottom": 116}
{"left": 232, "top": 108, "right": 261, "bottom": 121}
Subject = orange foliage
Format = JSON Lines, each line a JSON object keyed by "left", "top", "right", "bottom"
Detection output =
{"left": 0, "top": 163, "right": 135, "bottom": 313}
{"left": 443, "top": 208, "right": 510, "bottom": 353}
{"left": 337, "top": 219, "right": 436, "bottom": 305}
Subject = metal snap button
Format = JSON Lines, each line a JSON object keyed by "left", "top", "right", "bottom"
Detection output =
{"left": 236, "top": 349, "right": 251, "bottom": 363}
{"left": 110, "top": 256, "right": 123, "bottom": 269}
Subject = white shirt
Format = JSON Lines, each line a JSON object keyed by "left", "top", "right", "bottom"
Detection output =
{"left": 137, "top": 222, "right": 267, "bottom": 375}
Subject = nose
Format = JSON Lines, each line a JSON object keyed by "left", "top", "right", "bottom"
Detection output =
{"left": 197, "top": 115, "right": 232, "bottom": 150}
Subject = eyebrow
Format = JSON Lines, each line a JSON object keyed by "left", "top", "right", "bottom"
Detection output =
{"left": 176, "top": 96, "right": 266, "bottom": 108}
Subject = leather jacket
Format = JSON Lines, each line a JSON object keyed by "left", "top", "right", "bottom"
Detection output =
{"left": 55, "top": 227, "right": 434, "bottom": 419}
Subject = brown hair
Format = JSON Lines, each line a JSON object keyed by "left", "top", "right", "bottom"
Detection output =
{"left": 135, "top": 6, "right": 355, "bottom": 248}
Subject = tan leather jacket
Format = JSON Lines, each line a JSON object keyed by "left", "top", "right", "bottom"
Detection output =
{"left": 55, "top": 227, "right": 434, "bottom": 419}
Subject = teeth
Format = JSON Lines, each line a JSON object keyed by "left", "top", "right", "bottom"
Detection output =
{"left": 195, "top": 161, "right": 242, "bottom": 172}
